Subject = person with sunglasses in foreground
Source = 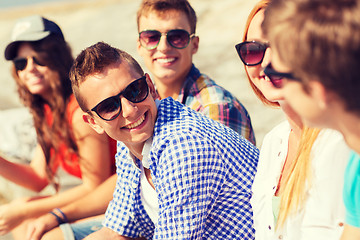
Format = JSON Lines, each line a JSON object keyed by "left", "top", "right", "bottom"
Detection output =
{"left": 236, "top": 1, "right": 350, "bottom": 239}
{"left": 68, "top": 41, "right": 259, "bottom": 240}
{"left": 262, "top": 0, "right": 360, "bottom": 239}
{"left": 136, "top": 0, "right": 256, "bottom": 145}
{"left": 0, "top": 15, "right": 117, "bottom": 240}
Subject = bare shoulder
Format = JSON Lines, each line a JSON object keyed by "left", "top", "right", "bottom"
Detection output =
{"left": 71, "top": 108, "right": 100, "bottom": 139}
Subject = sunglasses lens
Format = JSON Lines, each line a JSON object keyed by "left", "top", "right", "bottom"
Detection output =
{"left": 93, "top": 76, "right": 149, "bottom": 121}
{"left": 95, "top": 97, "right": 121, "bottom": 121}
{"left": 238, "top": 42, "right": 266, "bottom": 66}
{"left": 13, "top": 58, "right": 27, "bottom": 71}
{"left": 139, "top": 30, "right": 191, "bottom": 50}
{"left": 13, "top": 56, "right": 46, "bottom": 71}
{"left": 167, "top": 29, "right": 190, "bottom": 49}
{"left": 123, "top": 76, "right": 149, "bottom": 103}
{"left": 33, "top": 56, "right": 46, "bottom": 67}
{"left": 139, "top": 30, "right": 162, "bottom": 49}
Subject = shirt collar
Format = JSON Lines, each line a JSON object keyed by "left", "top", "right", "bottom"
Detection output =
{"left": 177, "top": 64, "right": 201, "bottom": 103}
{"left": 141, "top": 99, "right": 159, "bottom": 168}
{"left": 141, "top": 136, "right": 153, "bottom": 169}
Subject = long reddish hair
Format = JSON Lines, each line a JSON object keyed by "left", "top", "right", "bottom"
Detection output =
{"left": 242, "top": 0, "right": 279, "bottom": 107}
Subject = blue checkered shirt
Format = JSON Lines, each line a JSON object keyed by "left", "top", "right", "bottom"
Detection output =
{"left": 103, "top": 97, "right": 259, "bottom": 239}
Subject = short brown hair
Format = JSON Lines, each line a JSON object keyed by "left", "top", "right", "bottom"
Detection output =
{"left": 136, "top": 0, "right": 197, "bottom": 34}
{"left": 263, "top": 0, "right": 360, "bottom": 114}
{"left": 70, "top": 42, "right": 144, "bottom": 111}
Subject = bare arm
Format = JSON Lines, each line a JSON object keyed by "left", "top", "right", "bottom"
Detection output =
{"left": 61, "top": 173, "right": 116, "bottom": 221}
{"left": 0, "top": 145, "right": 49, "bottom": 192}
{"left": 22, "top": 107, "right": 113, "bottom": 215}
{"left": 341, "top": 224, "right": 360, "bottom": 240}
{"left": 26, "top": 174, "right": 117, "bottom": 240}
{"left": 0, "top": 108, "right": 114, "bottom": 234}
{"left": 84, "top": 227, "right": 145, "bottom": 240}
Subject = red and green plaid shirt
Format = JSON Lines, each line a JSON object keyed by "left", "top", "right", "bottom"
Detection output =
{"left": 176, "top": 65, "right": 256, "bottom": 145}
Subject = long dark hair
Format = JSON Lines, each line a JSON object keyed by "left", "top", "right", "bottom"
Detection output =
{"left": 11, "top": 34, "right": 77, "bottom": 180}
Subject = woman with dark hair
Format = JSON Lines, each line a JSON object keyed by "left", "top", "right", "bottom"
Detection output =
{"left": 0, "top": 15, "right": 116, "bottom": 240}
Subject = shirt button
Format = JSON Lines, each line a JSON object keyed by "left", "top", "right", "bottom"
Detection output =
{"left": 268, "top": 225, "right": 271, "bottom": 230}
{"left": 339, "top": 222, "right": 344, "bottom": 227}
{"left": 278, "top": 151, "right": 281, "bottom": 157}
{"left": 279, "top": 235, "right": 283, "bottom": 239}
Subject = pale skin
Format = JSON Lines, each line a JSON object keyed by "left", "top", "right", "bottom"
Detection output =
{"left": 271, "top": 48, "right": 360, "bottom": 154}
{"left": 137, "top": 10, "right": 199, "bottom": 100}
{"left": 245, "top": 10, "right": 283, "bottom": 102}
{"left": 245, "top": 9, "right": 302, "bottom": 195}
{"left": 341, "top": 224, "right": 360, "bottom": 240}
{"left": 84, "top": 227, "right": 146, "bottom": 240}
{"left": 0, "top": 43, "right": 113, "bottom": 240}
{"left": 25, "top": 174, "right": 117, "bottom": 240}
{"left": 79, "top": 61, "right": 158, "bottom": 240}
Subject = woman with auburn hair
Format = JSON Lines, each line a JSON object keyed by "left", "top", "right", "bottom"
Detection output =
{"left": 0, "top": 15, "right": 116, "bottom": 240}
{"left": 235, "top": 0, "right": 350, "bottom": 239}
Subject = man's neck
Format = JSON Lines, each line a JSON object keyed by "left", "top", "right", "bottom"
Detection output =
{"left": 280, "top": 101, "right": 303, "bottom": 136}
{"left": 155, "top": 78, "right": 184, "bottom": 100}
{"left": 127, "top": 143, "right": 145, "bottom": 161}
{"left": 332, "top": 110, "right": 360, "bottom": 154}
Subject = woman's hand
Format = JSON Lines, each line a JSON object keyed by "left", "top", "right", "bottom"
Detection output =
{"left": 0, "top": 202, "right": 26, "bottom": 235}
{"left": 26, "top": 213, "right": 58, "bottom": 240}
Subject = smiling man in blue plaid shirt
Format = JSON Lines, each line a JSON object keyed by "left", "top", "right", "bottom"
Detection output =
{"left": 70, "top": 42, "right": 259, "bottom": 240}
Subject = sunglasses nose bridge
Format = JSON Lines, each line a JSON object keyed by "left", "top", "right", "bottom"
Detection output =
{"left": 261, "top": 47, "right": 272, "bottom": 68}
{"left": 24, "top": 57, "right": 36, "bottom": 71}
{"left": 156, "top": 32, "right": 172, "bottom": 50}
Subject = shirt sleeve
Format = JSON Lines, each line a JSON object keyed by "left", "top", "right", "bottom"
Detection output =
{"left": 103, "top": 145, "right": 142, "bottom": 237}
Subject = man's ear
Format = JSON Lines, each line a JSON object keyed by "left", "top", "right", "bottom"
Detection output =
{"left": 137, "top": 38, "right": 144, "bottom": 57}
{"left": 145, "top": 73, "right": 159, "bottom": 100}
{"left": 308, "top": 80, "right": 329, "bottom": 110}
{"left": 82, "top": 113, "right": 105, "bottom": 134}
{"left": 191, "top": 36, "right": 199, "bottom": 55}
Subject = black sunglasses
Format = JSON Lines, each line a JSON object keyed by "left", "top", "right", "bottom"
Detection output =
{"left": 235, "top": 41, "right": 269, "bottom": 66}
{"left": 90, "top": 75, "right": 149, "bottom": 121}
{"left": 139, "top": 29, "right": 195, "bottom": 50}
{"left": 264, "top": 63, "right": 298, "bottom": 88}
{"left": 13, "top": 56, "right": 46, "bottom": 71}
